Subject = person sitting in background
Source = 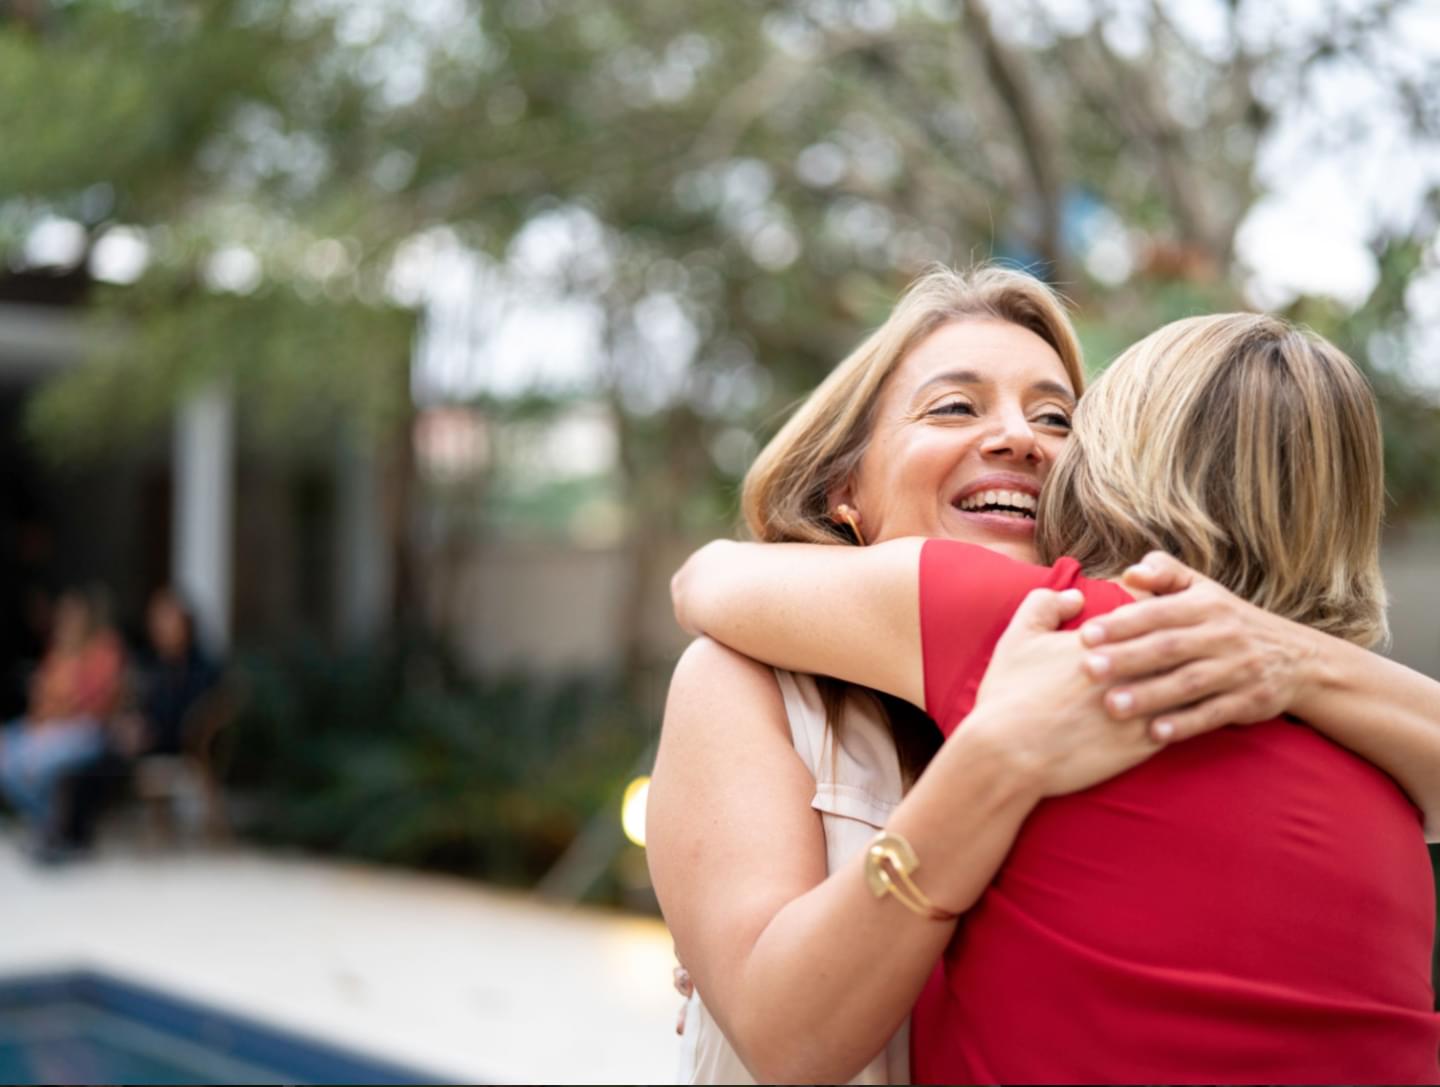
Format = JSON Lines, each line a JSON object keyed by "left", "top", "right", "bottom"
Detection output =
{"left": 0, "top": 587, "right": 124, "bottom": 857}
{"left": 118, "top": 588, "right": 220, "bottom": 759}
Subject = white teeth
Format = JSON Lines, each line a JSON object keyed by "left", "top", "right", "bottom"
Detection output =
{"left": 957, "top": 488, "right": 1038, "bottom": 514}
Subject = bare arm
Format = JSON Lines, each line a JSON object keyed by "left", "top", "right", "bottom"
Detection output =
{"left": 647, "top": 639, "right": 1024, "bottom": 1082}
{"left": 1296, "top": 638, "right": 1440, "bottom": 838}
{"left": 649, "top": 597, "right": 1160, "bottom": 1083}
{"left": 670, "top": 538, "right": 926, "bottom": 705}
{"left": 1083, "top": 551, "right": 1440, "bottom": 838}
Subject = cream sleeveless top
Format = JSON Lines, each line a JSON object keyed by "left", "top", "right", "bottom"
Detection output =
{"left": 676, "top": 669, "right": 910, "bottom": 1085}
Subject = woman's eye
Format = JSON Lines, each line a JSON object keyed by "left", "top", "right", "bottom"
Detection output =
{"left": 929, "top": 401, "right": 976, "bottom": 417}
{"left": 1036, "top": 411, "right": 1072, "bottom": 430}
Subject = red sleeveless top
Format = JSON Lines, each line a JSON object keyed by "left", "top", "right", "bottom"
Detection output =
{"left": 913, "top": 539, "right": 1440, "bottom": 1084}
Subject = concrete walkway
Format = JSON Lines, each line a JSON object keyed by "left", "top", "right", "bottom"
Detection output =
{"left": 1, "top": 833, "right": 681, "bottom": 1083}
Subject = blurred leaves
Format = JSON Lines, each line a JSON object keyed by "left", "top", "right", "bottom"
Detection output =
{"left": 2, "top": 0, "right": 1438, "bottom": 620}
{"left": 1295, "top": 239, "right": 1440, "bottom": 520}
{"left": 0, "top": 1, "right": 317, "bottom": 215}
{"left": 10, "top": 0, "right": 1440, "bottom": 492}
{"left": 26, "top": 278, "right": 412, "bottom": 460}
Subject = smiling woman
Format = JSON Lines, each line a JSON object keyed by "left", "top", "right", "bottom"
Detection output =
{"left": 741, "top": 266, "right": 1084, "bottom": 548}
{"left": 732, "top": 267, "right": 1088, "bottom": 778}
{"left": 650, "top": 265, "right": 1142, "bottom": 1085}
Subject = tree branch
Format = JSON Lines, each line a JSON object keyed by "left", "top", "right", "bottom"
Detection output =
{"left": 963, "top": 0, "right": 1070, "bottom": 281}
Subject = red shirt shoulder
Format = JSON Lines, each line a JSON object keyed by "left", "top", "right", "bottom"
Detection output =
{"left": 919, "top": 538, "right": 1131, "bottom": 733}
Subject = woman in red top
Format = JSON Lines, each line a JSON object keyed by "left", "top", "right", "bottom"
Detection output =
{"left": 908, "top": 541, "right": 1436, "bottom": 1083}
{"left": 667, "top": 308, "right": 1440, "bottom": 1081}
{"left": 0, "top": 588, "right": 124, "bottom": 857}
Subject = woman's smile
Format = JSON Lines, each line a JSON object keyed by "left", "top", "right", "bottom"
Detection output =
{"left": 949, "top": 470, "right": 1043, "bottom": 537}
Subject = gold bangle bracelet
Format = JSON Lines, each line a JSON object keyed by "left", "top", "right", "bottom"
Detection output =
{"left": 864, "top": 830, "right": 959, "bottom": 922}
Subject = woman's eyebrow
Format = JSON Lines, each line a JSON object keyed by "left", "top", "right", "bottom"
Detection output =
{"left": 1032, "top": 380, "right": 1077, "bottom": 406}
{"left": 912, "top": 371, "right": 1077, "bottom": 406}
{"left": 913, "top": 369, "right": 985, "bottom": 398}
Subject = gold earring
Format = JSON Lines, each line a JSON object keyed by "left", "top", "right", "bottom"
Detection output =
{"left": 835, "top": 504, "right": 865, "bottom": 546}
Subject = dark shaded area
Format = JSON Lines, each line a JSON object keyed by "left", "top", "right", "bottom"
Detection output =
{"left": 225, "top": 635, "right": 653, "bottom": 905}
{"left": 0, "top": 267, "right": 90, "bottom": 308}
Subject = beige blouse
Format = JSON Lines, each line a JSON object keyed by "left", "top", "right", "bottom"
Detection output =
{"left": 676, "top": 669, "right": 910, "bottom": 1085}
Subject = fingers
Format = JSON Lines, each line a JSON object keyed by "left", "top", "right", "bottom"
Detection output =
{"left": 1117, "top": 550, "right": 1197, "bottom": 597}
{"left": 1082, "top": 625, "right": 1230, "bottom": 683}
{"left": 1008, "top": 588, "right": 1086, "bottom": 636}
{"left": 1148, "top": 692, "right": 1259, "bottom": 744}
{"left": 1079, "top": 591, "right": 1210, "bottom": 648}
{"left": 1098, "top": 659, "right": 1238, "bottom": 722}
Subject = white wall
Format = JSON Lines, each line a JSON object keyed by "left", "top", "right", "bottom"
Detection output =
{"left": 436, "top": 539, "right": 693, "bottom": 676}
{"left": 442, "top": 528, "right": 1440, "bottom": 682}
{"left": 1382, "top": 521, "right": 1440, "bottom": 680}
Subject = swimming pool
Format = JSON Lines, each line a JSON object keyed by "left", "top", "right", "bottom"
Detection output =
{"left": 0, "top": 969, "right": 444, "bottom": 1085}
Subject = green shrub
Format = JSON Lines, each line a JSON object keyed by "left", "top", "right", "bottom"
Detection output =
{"left": 223, "top": 635, "right": 654, "bottom": 898}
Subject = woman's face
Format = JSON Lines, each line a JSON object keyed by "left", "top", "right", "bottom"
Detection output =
{"left": 51, "top": 594, "right": 91, "bottom": 651}
{"left": 843, "top": 318, "right": 1076, "bottom": 561}
{"left": 148, "top": 594, "right": 189, "bottom": 658}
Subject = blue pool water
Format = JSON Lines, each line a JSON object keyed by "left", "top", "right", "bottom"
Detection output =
{"left": 0, "top": 970, "right": 443, "bottom": 1085}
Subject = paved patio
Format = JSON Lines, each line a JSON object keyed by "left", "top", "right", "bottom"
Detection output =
{"left": 1, "top": 832, "right": 681, "bottom": 1083}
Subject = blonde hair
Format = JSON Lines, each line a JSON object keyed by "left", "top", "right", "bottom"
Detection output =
{"left": 742, "top": 264, "right": 1085, "bottom": 544}
{"left": 740, "top": 264, "right": 1085, "bottom": 782}
{"left": 1037, "top": 313, "right": 1388, "bottom": 647}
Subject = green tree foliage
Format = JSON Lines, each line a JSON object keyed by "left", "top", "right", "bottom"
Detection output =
{"left": 2, "top": 0, "right": 414, "bottom": 450}
{"left": 9, "top": 0, "right": 1440, "bottom": 891}
{"left": 4, "top": 0, "right": 1440, "bottom": 595}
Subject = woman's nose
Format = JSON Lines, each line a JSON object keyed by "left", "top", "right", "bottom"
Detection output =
{"left": 979, "top": 412, "right": 1042, "bottom": 462}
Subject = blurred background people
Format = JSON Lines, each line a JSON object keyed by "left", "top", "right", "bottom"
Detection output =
{"left": 51, "top": 587, "right": 224, "bottom": 854}
{"left": 0, "top": 587, "right": 123, "bottom": 857}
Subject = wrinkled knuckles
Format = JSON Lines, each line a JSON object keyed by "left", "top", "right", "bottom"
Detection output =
{"left": 1216, "top": 625, "right": 1246, "bottom": 650}
{"left": 1178, "top": 670, "right": 1206, "bottom": 699}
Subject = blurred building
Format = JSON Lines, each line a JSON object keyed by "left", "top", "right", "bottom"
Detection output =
{"left": 3, "top": 267, "right": 1438, "bottom": 691}
{"left": 431, "top": 534, "right": 692, "bottom": 676}
{"left": 0, "top": 269, "right": 396, "bottom": 691}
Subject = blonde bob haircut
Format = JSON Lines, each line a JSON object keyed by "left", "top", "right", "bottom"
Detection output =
{"left": 742, "top": 264, "right": 1085, "bottom": 545}
{"left": 1037, "top": 313, "right": 1388, "bottom": 648}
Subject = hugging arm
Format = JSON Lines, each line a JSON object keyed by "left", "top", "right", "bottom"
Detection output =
{"left": 670, "top": 538, "right": 929, "bottom": 707}
{"left": 674, "top": 538, "right": 1440, "bottom": 833}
